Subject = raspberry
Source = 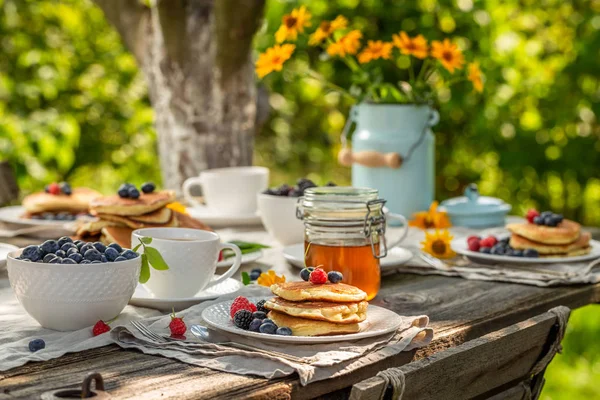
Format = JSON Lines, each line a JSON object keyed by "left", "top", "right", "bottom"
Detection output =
{"left": 309, "top": 268, "right": 328, "bottom": 284}
{"left": 230, "top": 296, "right": 254, "bottom": 319}
{"left": 467, "top": 235, "right": 480, "bottom": 244}
{"left": 480, "top": 236, "right": 497, "bottom": 248}
{"left": 169, "top": 310, "right": 186, "bottom": 336}
{"left": 526, "top": 209, "right": 540, "bottom": 224}
{"left": 233, "top": 309, "right": 253, "bottom": 330}
{"left": 92, "top": 320, "right": 111, "bottom": 336}
{"left": 47, "top": 182, "right": 61, "bottom": 195}
{"left": 467, "top": 239, "right": 480, "bottom": 252}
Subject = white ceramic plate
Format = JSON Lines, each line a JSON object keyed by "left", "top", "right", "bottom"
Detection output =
{"left": 202, "top": 296, "right": 403, "bottom": 344}
{"left": 217, "top": 250, "right": 263, "bottom": 268}
{"left": 0, "top": 205, "right": 79, "bottom": 227}
{"left": 452, "top": 238, "right": 600, "bottom": 264}
{"left": 0, "top": 243, "right": 19, "bottom": 271}
{"left": 129, "top": 278, "right": 243, "bottom": 311}
{"left": 282, "top": 243, "right": 413, "bottom": 271}
{"left": 186, "top": 206, "right": 262, "bottom": 227}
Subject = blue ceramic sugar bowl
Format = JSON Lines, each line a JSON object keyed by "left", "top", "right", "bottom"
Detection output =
{"left": 440, "top": 184, "right": 511, "bottom": 228}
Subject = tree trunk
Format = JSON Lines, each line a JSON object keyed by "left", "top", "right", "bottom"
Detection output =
{"left": 93, "top": 0, "right": 265, "bottom": 193}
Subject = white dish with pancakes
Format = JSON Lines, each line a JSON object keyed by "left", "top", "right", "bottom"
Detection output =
{"left": 0, "top": 205, "right": 81, "bottom": 227}
{"left": 201, "top": 296, "right": 403, "bottom": 344}
{"left": 452, "top": 238, "right": 600, "bottom": 264}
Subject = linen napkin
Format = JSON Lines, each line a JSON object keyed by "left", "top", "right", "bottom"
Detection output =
{"left": 110, "top": 285, "right": 433, "bottom": 386}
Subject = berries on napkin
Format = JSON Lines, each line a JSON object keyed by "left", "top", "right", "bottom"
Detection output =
{"left": 92, "top": 320, "right": 111, "bottom": 336}
{"left": 169, "top": 309, "right": 187, "bottom": 336}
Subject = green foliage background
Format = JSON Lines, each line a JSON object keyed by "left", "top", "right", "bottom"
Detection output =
{"left": 0, "top": 0, "right": 599, "bottom": 397}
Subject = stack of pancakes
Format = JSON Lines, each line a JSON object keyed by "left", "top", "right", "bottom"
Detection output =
{"left": 76, "top": 190, "right": 210, "bottom": 248}
{"left": 265, "top": 282, "right": 368, "bottom": 336}
{"left": 507, "top": 219, "right": 591, "bottom": 257}
{"left": 22, "top": 188, "right": 101, "bottom": 218}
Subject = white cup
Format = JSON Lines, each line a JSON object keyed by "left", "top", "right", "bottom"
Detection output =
{"left": 182, "top": 166, "right": 269, "bottom": 215}
{"left": 131, "top": 228, "right": 242, "bottom": 299}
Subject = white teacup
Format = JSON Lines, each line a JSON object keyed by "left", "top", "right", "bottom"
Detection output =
{"left": 131, "top": 228, "right": 242, "bottom": 299}
{"left": 182, "top": 166, "right": 269, "bottom": 215}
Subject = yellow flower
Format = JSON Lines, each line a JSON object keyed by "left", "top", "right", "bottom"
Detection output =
{"left": 431, "top": 39, "right": 464, "bottom": 73}
{"left": 421, "top": 229, "right": 456, "bottom": 259}
{"left": 309, "top": 15, "right": 348, "bottom": 45}
{"left": 357, "top": 40, "right": 393, "bottom": 64}
{"left": 392, "top": 31, "right": 428, "bottom": 59}
{"left": 257, "top": 270, "right": 286, "bottom": 287}
{"left": 327, "top": 30, "right": 362, "bottom": 57}
{"left": 468, "top": 62, "right": 484, "bottom": 92}
{"left": 275, "top": 6, "right": 312, "bottom": 43}
{"left": 255, "top": 44, "right": 295, "bottom": 78}
{"left": 166, "top": 202, "right": 187, "bottom": 215}
{"left": 409, "top": 201, "right": 452, "bottom": 230}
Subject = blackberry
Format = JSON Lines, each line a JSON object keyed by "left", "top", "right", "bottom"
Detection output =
{"left": 233, "top": 309, "right": 253, "bottom": 330}
{"left": 255, "top": 299, "right": 268, "bottom": 313}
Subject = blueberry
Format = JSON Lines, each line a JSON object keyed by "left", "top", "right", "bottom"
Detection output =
{"left": 105, "top": 247, "right": 119, "bottom": 261}
{"left": 548, "top": 215, "right": 562, "bottom": 227}
{"left": 55, "top": 213, "right": 68, "bottom": 221}
{"left": 49, "top": 257, "right": 62, "bottom": 264}
{"left": 43, "top": 254, "right": 57, "bottom": 263}
{"left": 262, "top": 318, "right": 274, "bottom": 325}
{"left": 93, "top": 242, "right": 106, "bottom": 253}
{"left": 533, "top": 216, "right": 544, "bottom": 225}
{"left": 84, "top": 249, "right": 102, "bottom": 262}
{"left": 297, "top": 178, "right": 316, "bottom": 191}
{"left": 128, "top": 187, "right": 140, "bottom": 199}
{"left": 80, "top": 243, "right": 94, "bottom": 255}
{"left": 499, "top": 237, "right": 510, "bottom": 246}
{"left": 252, "top": 311, "right": 267, "bottom": 320}
{"left": 141, "top": 182, "right": 156, "bottom": 194}
{"left": 121, "top": 249, "right": 138, "bottom": 260}
{"left": 91, "top": 260, "right": 102, "bottom": 264}
{"left": 512, "top": 249, "right": 523, "bottom": 257}
{"left": 276, "top": 327, "right": 292, "bottom": 336}
{"left": 262, "top": 188, "right": 278, "bottom": 195}
{"left": 554, "top": 214, "right": 564, "bottom": 223}
{"left": 259, "top": 323, "right": 278, "bottom": 334}
{"left": 66, "top": 247, "right": 79, "bottom": 256}
{"left": 41, "top": 212, "right": 54, "bottom": 220}
{"left": 114, "top": 256, "right": 127, "bottom": 262}
{"left": 57, "top": 236, "right": 73, "bottom": 248}
{"left": 80, "top": 259, "right": 91, "bottom": 264}
{"left": 108, "top": 243, "right": 123, "bottom": 253}
{"left": 61, "top": 243, "right": 77, "bottom": 252}
{"left": 544, "top": 216, "right": 558, "bottom": 227}
{"left": 523, "top": 249, "right": 539, "bottom": 258}
{"left": 287, "top": 189, "right": 303, "bottom": 197}
{"left": 40, "top": 240, "right": 59, "bottom": 255}
{"left": 249, "top": 319, "right": 263, "bottom": 332}
{"left": 44, "top": 185, "right": 50, "bottom": 193}
{"left": 76, "top": 241, "right": 85, "bottom": 250}
{"left": 275, "top": 184, "right": 291, "bottom": 196}
{"left": 300, "top": 268, "right": 311, "bottom": 281}
{"left": 491, "top": 245, "right": 506, "bottom": 255}
{"left": 55, "top": 250, "right": 66, "bottom": 258}
{"left": 100, "top": 255, "right": 107, "bottom": 263}
{"left": 326, "top": 181, "right": 337, "bottom": 187}
{"left": 28, "top": 339, "right": 45, "bottom": 352}
{"left": 478, "top": 247, "right": 490, "bottom": 254}
{"left": 250, "top": 271, "right": 261, "bottom": 280}
{"left": 540, "top": 211, "right": 553, "bottom": 218}
{"left": 59, "top": 182, "right": 72, "bottom": 195}
{"left": 327, "top": 271, "right": 343, "bottom": 283}
{"left": 69, "top": 253, "right": 83, "bottom": 263}
{"left": 505, "top": 248, "right": 514, "bottom": 257}
{"left": 61, "top": 258, "right": 77, "bottom": 264}
{"left": 117, "top": 184, "right": 130, "bottom": 198}
{"left": 22, "top": 245, "right": 43, "bottom": 262}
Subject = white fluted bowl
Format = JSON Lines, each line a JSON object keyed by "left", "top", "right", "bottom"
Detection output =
{"left": 7, "top": 249, "right": 141, "bottom": 331}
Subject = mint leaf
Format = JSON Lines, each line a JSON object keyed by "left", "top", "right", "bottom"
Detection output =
{"left": 139, "top": 254, "right": 150, "bottom": 283}
{"left": 144, "top": 246, "right": 169, "bottom": 270}
{"left": 229, "top": 240, "right": 270, "bottom": 250}
{"left": 133, "top": 243, "right": 142, "bottom": 252}
{"left": 140, "top": 237, "right": 153, "bottom": 245}
{"left": 241, "top": 272, "right": 251, "bottom": 286}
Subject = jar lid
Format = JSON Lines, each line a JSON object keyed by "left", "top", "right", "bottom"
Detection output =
{"left": 440, "top": 184, "right": 511, "bottom": 216}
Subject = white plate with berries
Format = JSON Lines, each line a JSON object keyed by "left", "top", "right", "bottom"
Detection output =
{"left": 202, "top": 296, "right": 404, "bottom": 344}
{"left": 0, "top": 205, "right": 83, "bottom": 227}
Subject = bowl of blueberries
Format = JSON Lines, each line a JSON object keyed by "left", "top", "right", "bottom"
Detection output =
{"left": 258, "top": 179, "right": 336, "bottom": 245}
{"left": 7, "top": 237, "right": 141, "bottom": 331}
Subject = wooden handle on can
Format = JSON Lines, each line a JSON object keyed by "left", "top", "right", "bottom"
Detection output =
{"left": 338, "top": 149, "right": 403, "bottom": 169}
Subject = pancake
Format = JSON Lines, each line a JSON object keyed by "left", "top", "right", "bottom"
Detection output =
{"left": 267, "top": 311, "right": 361, "bottom": 336}
{"left": 76, "top": 219, "right": 122, "bottom": 237}
{"left": 90, "top": 190, "right": 176, "bottom": 216}
{"left": 270, "top": 282, "right": 367, "bottom": 303}
{"left": 540, "top": 247, "right": 591, "bottom": 258}
{"left": 264, "top": 297, "right": 368, "bottom": 324}
{"left": 97, "top": 209, "right": 179, "bottom": 229}
{"left": 100, "top": 225, "right": 134, "bottom": 248}
{"left": 22, "top": 187, "right": 101, "bottom": 214}
{"left": 510, "top": 232, "right": 591, "bottom": 255}
{"left": 506, "top": 219, "right": 580, "bottom": 245}
{"left": 129, "top": 207, "right": 173, "bottom": 224}
{"left": 175, "top": 211, "right": 212, "bottom": 230}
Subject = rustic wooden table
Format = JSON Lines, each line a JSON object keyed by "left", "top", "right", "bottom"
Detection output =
{"left": 1, "top": 226, "right": 599, "bottom": 399}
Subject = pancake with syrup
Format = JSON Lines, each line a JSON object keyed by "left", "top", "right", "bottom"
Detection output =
{"left": 264, "top": 297, "right": 368, "bottom": 324}
{"left": 129, "top": 207, "right": 173, "bottom": 224}
{"left": 267, "top": 310, "right": 361, "bottom": 336}
{"left": 90, "top": 190, "right": 176, "bottom": 216}
{"left": 23, "top": 187, "right": 101, "bottom": 214}
{"left": 97, "top": 209, "right": 178, "bottom": 229}
{"left": 270, "top": 281, "right": 367, "bottom": 303}
{"left": 506, "top": 219, "right": 581, "bottom": 245}
{"left": 510, "top": 231, "right": 591, "bottom": 255}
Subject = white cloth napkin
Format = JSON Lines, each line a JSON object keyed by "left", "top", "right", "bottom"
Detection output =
{"left": 110, "top": 286, "right": 433, "bottom": 386}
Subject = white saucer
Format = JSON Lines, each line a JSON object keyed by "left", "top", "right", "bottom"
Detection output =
{"left": 217, "top": 250, "right": 263, "bottom": 268}
{"left": 0, "top": 205, "right": 78, "bottom": 227}
{"left": 282, "top": 243, "right": 413, "bottom": 270}
{"left": 129, "top": 278, "right": 243, "bottom": 311}
{"left": 186, "top": 206, "right": 262, "bottom": 227}
{"left": 0, "top": 243, "right": 19, "bottom": 271}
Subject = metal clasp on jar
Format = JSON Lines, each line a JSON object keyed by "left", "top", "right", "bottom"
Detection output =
{"left": 364, "top": 199, "right": 388, "bottom": 259}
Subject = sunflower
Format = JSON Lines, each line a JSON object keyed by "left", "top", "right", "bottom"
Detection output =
{"left": 392, "top": 31, "right": 428, "bottom": 59}
{"left": 357, "top": 40, "right": 394, "bottom": 64}
{"left": 409, "top": 201, "right": 452, "bottom": 230}
{"left": 255, "top": 44, "right": 295, "bottom": 78}
{"left": 421, "top": 229, "right": 456, "bottom": 259}
{"left": 431, "top": 39, "right": 464, "bottom": 73}
{"left": 166, "top": 202, "right": 187, "bottom": 215}
{"left": 309, "top": 15, "right": 348, "bottom": 45}
{"left": 257, "top": 270, "right": 286, "bottom": 287}
{"left": 326, "top": 30, "right": 363, "bottom": 57}
{"left": 275, "top": 6, "right": 312, "bottom": 43}
{"left": 467, "top": 62, "right": 484, "bottom": 92}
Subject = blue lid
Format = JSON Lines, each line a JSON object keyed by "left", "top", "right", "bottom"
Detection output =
{"left": 440, "top": 184, "right": 511, "bottom": 215}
